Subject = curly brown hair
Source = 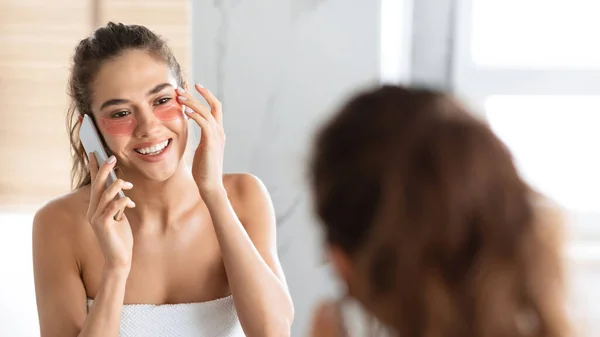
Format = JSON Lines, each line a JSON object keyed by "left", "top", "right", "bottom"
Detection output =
{"left": 309, "top": 85, "right": 570, "bottom": 337}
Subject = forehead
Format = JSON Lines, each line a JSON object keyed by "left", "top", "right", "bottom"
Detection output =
{"left": 91, "top": 49, "right": 176, "bottom": 107}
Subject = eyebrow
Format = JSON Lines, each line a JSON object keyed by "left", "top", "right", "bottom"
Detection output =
{"left": 99, "top": 83, "right": 174, "bottom": 111}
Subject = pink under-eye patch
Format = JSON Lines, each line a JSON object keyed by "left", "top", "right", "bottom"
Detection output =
{"left": 154, "top": 101, "right": 184, "bottom": 121}
{"left": 98, "top": 116, "right": 137, "bottom": 136}
{"left": 96, "top": 101, "right": 184, "bottom": 136}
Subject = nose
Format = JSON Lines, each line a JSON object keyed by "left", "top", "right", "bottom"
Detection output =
{"left": 133, "top": 107, "right": 162, "bottom": 138}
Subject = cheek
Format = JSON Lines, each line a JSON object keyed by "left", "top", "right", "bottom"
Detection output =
{"left": 98, "top": 117, "right": 137, "bottom": 136}
{"left": 154, "top": 101, "right": 184, "bottom": 121}
{"left": 96, "top": 102, "right": 184, "bottom": 136}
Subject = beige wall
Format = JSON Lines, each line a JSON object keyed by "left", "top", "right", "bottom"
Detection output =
{"left": 0, "top": 0, "right": 189, "bottom": 210}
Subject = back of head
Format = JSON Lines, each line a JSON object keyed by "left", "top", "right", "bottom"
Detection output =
{"left": 309, "top": 85, "right": 569, "bottom": 337}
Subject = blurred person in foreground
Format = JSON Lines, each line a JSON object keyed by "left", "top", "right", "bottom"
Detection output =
{"left": 307, "top": 85, "right": 571, "bottom": 337}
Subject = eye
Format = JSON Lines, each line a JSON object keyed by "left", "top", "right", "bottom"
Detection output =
{"left": 110, "top": 111, "right": 130, "bottom": 119}
{"left": 155, "top": 97, "right": 172, "bottom": 105}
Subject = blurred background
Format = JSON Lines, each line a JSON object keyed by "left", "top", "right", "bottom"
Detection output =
{"left": 0, "top": 0, "right": 598, "bottom": 336}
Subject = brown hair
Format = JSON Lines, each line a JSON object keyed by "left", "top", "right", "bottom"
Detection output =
{"left": 309, "top": 85, "right": 570, "bottom": 337}
{"left": 66, "top": 22, "right": 184, "bottom": 189}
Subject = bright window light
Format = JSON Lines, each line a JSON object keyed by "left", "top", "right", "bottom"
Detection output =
{"left": 471, "top": 0, "right": 600, "bottom": 69}
{"left": 485, "top": 95, "right": 600, "bottom": 212}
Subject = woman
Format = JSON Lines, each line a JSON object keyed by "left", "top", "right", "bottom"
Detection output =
{"left": 32, "top": 22, "right": 293, "bottom": 337}
{"left": 307, "top": 86, "right": 571, "bottom": 337}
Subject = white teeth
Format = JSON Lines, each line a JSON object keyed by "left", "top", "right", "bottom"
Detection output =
{"left": 135, "top": 140, "right": 169, "bottom": 155}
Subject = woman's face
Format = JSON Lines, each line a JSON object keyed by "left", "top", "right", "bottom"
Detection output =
{"left": 90, "top": 49, "right": 187, "bottom": 182}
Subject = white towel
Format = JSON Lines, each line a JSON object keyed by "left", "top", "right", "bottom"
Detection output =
{"left": 87, "top": 295, "right": 245, "bottom": 337}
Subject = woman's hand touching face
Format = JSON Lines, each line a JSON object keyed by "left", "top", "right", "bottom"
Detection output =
{"left": 175, "top": 84, "right": 226, "bottom": 195}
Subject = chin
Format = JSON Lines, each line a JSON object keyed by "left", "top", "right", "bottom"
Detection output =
{"left": 139, "top": 160, "right": 179, "bottom": 181}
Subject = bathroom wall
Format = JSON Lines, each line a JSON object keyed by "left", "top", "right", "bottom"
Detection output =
{"left": 190, "top": 1, "right": 383, "bottom": 335}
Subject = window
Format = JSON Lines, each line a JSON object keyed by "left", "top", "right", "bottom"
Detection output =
{"left": 471, "top": 0, "right": 600, "bottom": 69}
{"left": 452, "top": 0, "right": 600, "bottom": 332}
{"left": 485, "top": 95, "right": 600, "bottom": 213}
{"left": 452, "top": 0, "right": 600, "bottom": 229}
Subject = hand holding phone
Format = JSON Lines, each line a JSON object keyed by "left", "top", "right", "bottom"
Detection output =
{"left": 80, "top": 115, "right": 125, "bottom": 196}
{"left": 79, "top": 114, "right": 126, "bottom": 219}
{"left": 79, "top": 114, "right": 135, "bottom": 272}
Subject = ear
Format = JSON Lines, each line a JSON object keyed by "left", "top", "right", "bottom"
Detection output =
{"left": 183, "top": 82, "right": 190, "bottom": 92}
{"left": 326, "top": 245, "right": 354, "bottom": 289}
{"left": 78, "top": 115, "right": 83, "bottom": 124}
{"left": 308, "top": 300, "right": 344, "bottom": 337}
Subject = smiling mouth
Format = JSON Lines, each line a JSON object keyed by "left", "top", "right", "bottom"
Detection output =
{"left": 134, "top": 139, "right": 172, "bottom": 156}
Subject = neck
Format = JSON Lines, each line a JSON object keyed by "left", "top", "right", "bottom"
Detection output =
{"left": 117, "top": 162, "right": 201, "bottom": 229}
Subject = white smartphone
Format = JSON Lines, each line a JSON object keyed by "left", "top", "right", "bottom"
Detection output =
{"left": 79, "top": 114, "right": 125, "bottom": 199}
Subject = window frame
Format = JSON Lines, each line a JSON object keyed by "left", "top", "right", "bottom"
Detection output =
{"left": 450, "top": 0, "right": 600, "bottom": 240}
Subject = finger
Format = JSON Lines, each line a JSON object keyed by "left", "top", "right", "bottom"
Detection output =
{"left": 183, "top": 106, "right": 213, "bottom": 138}
{"left": 86, "top": 153, "right": 100, "bottom": 221}
{"left": 89, "top": 155, "right": 117, "bottom": 220}
{"left": 92, "top": 155, "right": 117, "bottom": 198}
{"left": 181, "top": 103, "right": 218, "bottom": 133}
{"left": 175, "top": 89, "right": 216, "bottom": 125}
{"left": 88, "top": 152, "right": 99, "bottom": 184}
{"left": 101, "top": 197, "right": 135, "bottom": 223}
{"left": 97, "top": 179, "right": 133, "bottom": 213}
{"left": 195, "top": 84, "right": 223, "bottom": 125}
{"left": 88, "top": 154, "right": 116, "bottom": 219}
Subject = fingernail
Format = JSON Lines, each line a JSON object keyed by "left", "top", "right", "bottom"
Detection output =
{"left": 177, "top": 86, "right": 185, "bottom": 93}
{"left": 177, "top": 95, "right": 187, "bottom": 101}
{"left": 185, "top": 106, "right": 194, "bottom": 114}
{"left": 124, "top": 182, "right": 133, "bottom": 188}
{"left": 107, "top": 155, "right": 116, "bottom": 164}
{"left": 129, "top": 200, "right": 136, "bottom": 207}
{"left": 196, "top": 83, "right": 204, "bottom": 89}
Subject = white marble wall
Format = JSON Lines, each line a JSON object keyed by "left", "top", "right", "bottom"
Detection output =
{"left": 191, "top": 1, "right": 381, "bottom": 335}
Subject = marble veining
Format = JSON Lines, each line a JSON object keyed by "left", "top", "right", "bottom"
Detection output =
{"left": 191, "top": 1, "right": 381, "bottom": 335}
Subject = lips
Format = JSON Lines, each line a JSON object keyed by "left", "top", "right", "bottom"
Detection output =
{"left": 132, "top": 138, "right": 173, "bottom": 162}
{"left": 134, "top": 139, "right": 170, "bottom": 155}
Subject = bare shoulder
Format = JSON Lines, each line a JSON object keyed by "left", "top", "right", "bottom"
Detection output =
{"left": 222, "top": 173, "right": 275, "bottom": 225}
{"left": 32, "top": 188, "right": 91, "bottom": 336}
{"left": 33, "top": 186, "right": 91, "bottom": 245}
{"left": 223, "top": 173, "right": 268, "bottom": 197}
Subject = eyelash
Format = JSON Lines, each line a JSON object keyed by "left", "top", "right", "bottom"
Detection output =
{"left": 110, "top": 97, "right": 172, "bottom": 118}
{"left": 111, "top": 111, "right": 130, "bottom": 119}
{"left": 155, "top": 97, "right": 171, "bottom": 105}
